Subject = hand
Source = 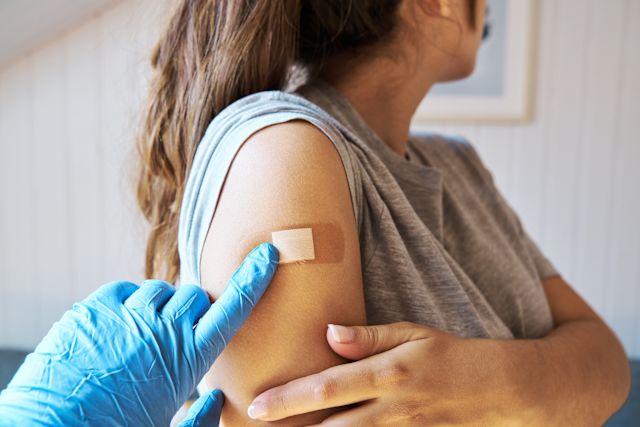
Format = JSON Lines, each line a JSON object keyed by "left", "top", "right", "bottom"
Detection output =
{"left": 247, "top": 321, "right": 536, "bottom": 426}
{"left": 0, "top": 242, "right": 279, "bottom": 427}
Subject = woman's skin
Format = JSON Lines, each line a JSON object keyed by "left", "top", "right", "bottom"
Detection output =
{"left": 238, "top": 0, "right": 632, "bottom": 425}
{"left": 198, "top": 0, "right": 631, "bottom": 425}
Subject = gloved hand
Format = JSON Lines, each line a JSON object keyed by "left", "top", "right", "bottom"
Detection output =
{"left": 0, "top": 242, "right": 279, "bottom": 427}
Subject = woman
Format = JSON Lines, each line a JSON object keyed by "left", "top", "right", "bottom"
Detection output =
{"left": 136, "top": 0, "right": 631, "bottom": 425}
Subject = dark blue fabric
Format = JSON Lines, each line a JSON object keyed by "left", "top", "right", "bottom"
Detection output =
{"left": 0, "top": 350, "right": 27, "bottom": 392}
{"left": 605, "top": 360, "right": 640, "bottom": 426}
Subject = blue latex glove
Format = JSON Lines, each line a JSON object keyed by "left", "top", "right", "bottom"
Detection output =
{"left": 0, "top": 242, "right": 279, "bottom": 426}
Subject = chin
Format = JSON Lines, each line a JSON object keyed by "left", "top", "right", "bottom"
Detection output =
{"left": 440, "top": 56, "right": 477, "bottom": 82}
{"left": 458, "top": 52, "right": 479, "bottom": 78}
{"left": 461, "top": 58, "right": 477, "bottom": 78}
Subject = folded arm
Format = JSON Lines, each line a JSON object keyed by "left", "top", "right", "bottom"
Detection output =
{"left": 528, "top": 276, "right": 631, "bottom": 425}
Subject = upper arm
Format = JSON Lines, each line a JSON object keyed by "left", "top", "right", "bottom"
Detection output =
{"left": 199, "top": 119, "right": 366, "bottom": 425}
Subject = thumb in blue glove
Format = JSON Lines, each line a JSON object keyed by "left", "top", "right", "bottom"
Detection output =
{"left": 177, "top": 389, "right": 224, "bottom": 427}
{"left": 0, "top": 242, "right": 279, "bottom": 427}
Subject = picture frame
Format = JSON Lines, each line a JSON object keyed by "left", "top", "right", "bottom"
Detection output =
{"left": 412, "top": 0, "right": 537, "bottom": 124}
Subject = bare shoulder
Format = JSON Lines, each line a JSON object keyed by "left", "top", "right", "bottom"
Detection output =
{"left": 230, "top": 118, "right": 345, "bottom": 170}
{"left": 200, "top": 118, "right": 359, "bottom": 290}
{"left": 199, "top": 118, "right": 366, "bottom": 425}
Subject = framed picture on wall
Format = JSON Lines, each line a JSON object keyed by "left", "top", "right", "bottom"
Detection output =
{"left": 412, "top": 0, "right": 537, "bottom": 124}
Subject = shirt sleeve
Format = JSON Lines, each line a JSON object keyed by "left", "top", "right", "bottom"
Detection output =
{"left": 457, "top": 135, "right": 563, "bottom": 282}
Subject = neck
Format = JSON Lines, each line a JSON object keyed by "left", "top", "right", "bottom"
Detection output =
{"left": 318, "top": 56, "right": 434, "bottom": 158}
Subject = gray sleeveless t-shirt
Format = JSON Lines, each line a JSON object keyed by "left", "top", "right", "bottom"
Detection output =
{"left": 178, "top": 77, "right": 560, "bottom": 340}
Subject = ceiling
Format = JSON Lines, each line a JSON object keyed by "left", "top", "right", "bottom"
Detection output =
{"left": 0, "top": 0, "right": 123, "bottom": 69}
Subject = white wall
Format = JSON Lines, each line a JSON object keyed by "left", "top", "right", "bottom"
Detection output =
{"left": 0, "top": 0, "right": 166, "bottom": 349}
{"left": 0, "top": 0, "right": 123, "bottom": 68}
{"left": 0, "top": 0, "right": 638, "bottom": 358}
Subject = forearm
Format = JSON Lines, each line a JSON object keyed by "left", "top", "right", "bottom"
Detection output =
{"left": 501, "top": 319, "right": 631, "bottom": 426}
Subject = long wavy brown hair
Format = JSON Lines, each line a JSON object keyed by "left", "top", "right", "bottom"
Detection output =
{"left": 135, "top": 0, "right": 475, "bottom": 283}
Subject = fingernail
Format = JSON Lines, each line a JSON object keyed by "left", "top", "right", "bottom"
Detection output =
{"left": 328, "top": 324, "right": 355, "bottom": 343}
{"left": 247, "top": 401, "right": 268, "bottom": 420}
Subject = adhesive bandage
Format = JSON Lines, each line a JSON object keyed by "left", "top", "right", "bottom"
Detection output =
{"left": 271, "top": 227, "right": 316, "bottom": 264}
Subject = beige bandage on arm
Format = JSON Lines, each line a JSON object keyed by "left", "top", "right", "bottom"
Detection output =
{"left": 271, "top": 227, "right": 316, "bottom": 264}
{"left": 238, "top": 223, "right": 343, "bottom": 265}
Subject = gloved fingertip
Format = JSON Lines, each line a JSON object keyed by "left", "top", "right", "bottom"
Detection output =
{"left": 253, "top": 242, "right": 280, "bottom": 264}
{"left": 227, "top": 242, "right": 279, "bottom": 300}
{"left": 245, "top": 242, "right": 280, "bottom": 288}
{"left": 206, "top": 389, "right": 225, "bottom": 414}
{"left": 178, "top": 389, "right": 224, "bottom": 427}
